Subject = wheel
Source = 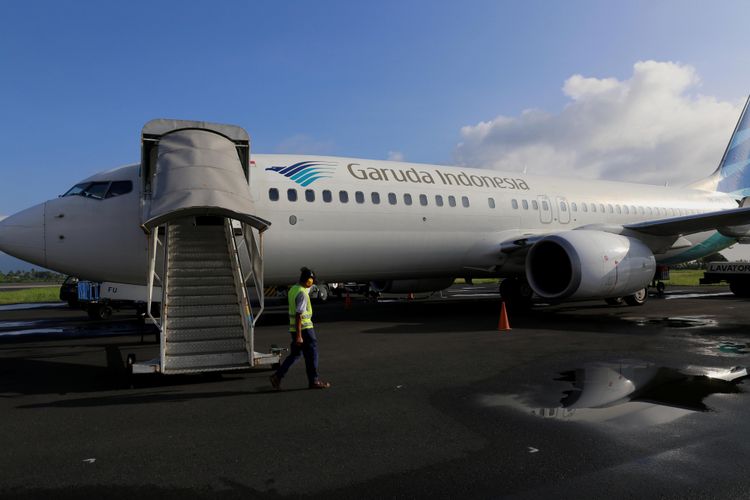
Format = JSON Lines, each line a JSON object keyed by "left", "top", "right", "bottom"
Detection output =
{"left": 729, "top": 280, "right": 750, "bottom": 297}
{"left": 87, "top": 304, "right": 112, "bottom": 320}
{"left": 656, "top": 282, "right": 665, "bottom": 296}
{"left": 500, "top": 278, "right": 532, "bottom": 310}
{"left": 317, "top": 284, "right": 329, "bottom": 302}
{"left": 624, "top": 288, "right": 648, "bottom": 306}
{"left": 605, "top": 297, "right": 624, "bottom": 306}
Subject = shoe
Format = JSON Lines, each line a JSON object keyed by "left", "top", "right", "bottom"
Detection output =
{"left": 270, "top": 374, "right": 281, "bottom": 390}
{"left": 309, "top": 380, "right": 331, "bottom": 389}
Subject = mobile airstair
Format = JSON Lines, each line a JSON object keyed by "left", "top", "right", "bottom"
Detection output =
{"left": 129, "top": 119, "right": 277, "bottom": 375}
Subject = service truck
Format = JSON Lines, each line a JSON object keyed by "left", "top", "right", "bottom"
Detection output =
{"left": 700, "top": 262, "right": 750, "bottom": 297}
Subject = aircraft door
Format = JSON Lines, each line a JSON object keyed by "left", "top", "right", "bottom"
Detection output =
{"left": 538, "top": 195, "right": 552, "bottom": 224}
{"left": 557, "top": 197, "right": 570, "bottom": 224}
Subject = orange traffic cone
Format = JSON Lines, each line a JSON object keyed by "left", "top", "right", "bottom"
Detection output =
{"left": 345, "top": 292, "right": 352, "bottom": 310}
{"left": 498, "top": 300, "right": 511, "bottom": 331}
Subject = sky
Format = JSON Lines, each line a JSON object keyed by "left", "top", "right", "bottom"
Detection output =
{"left": 2, "top": 0, "right": 750, "bottom": 270}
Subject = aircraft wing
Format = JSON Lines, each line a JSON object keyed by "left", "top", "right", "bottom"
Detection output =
{"left": 623, "top": 206, "right": 750, "bottom": 237}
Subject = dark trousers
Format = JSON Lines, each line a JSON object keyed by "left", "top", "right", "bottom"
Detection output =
{"left": 275, "top": 328, "right": 319, "bottom": 384}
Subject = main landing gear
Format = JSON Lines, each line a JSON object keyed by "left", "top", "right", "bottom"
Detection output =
{"left": 499, "top": 277, "right": 534, "bottom": 310}
{"left": 604, "top": 287, "right": 648, "bottom": 307}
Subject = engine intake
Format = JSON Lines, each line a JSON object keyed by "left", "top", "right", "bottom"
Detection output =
{"left": 526, "top": 230, "right": 655, "bottom": 300}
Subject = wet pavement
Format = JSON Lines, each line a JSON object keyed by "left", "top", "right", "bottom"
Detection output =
{"left": 1, "top": 285, "right": 750, "bottom": 498}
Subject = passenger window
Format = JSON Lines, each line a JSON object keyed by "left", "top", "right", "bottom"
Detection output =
{"left": 560, "top": 202, "right": 567, "bottom": 212}
{"left": 435, "top": 195, "right": 444, "bottom": 207}
{"left": 339, "top": 190, "right": 349, "bottom": 203}
{"left": 511, "top": 199, "right": 518, "bottom": 209}
{"left": 404, "top": 193, "right": 413, "bottom": 206}
{"left": 608, "top": 204, "right": 614, "bottom": 213}
{"left": 591, "top": 204, "right": 596, "bottom": 213}
{"left": 287, "top": 189, "right": 298, "bottom": 202}
{"left": 462, "top": 196, "right": 470, "bottom": 207}
{"left": 571, "top": 202, "right": 577, "bottom": 212}
{"left": 269, "top": 188, "right": 279, "bottom": 201}
{"left": 448, "top": 195, "right": 456, "bottom": 207}
{"left": 542, "top": 200, "right": 549, "bottom": 211}
{"left": 599, "top": 204, "right": 605, "bottom": 213}
{"left": 615, "top": 205, "right": 621, "bottom": 214}
{"left": 388, "top": 193, "right": 397, "bottom": 205}
{"left": 419, "top": 194, "right": 428, "bottom": 206}
{"left": 623, "top": 205, "right": 629, "bottom": 214}
{"left": 305, "top": 189, "right": 315, "bottom": 202}
{"left": 106, "top": 181, "right": 133, "bottom": 198}
{"left": 582, "top": 203, "right": 588, "bottom": 212}
{"left": 371, "top": 192, "right": 380, "bottom": 204}
{"left": 522, "top": 200, "right": 529, "bottom": 210}
{"left": 323, "top": 190, "right": 332, "bottom": 203}
{"left": 355, "top": 191, "right": 365, "bottom": 204}
{"left": 532, "top": 200, "right": 539, "bottom": 210}
{"left": 488, "top": 198, "right": 496, "bottom": 209}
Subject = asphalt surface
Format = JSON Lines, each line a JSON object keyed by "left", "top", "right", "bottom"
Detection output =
{"left": 1, "top": 285, "right": 750, "bottom": 499}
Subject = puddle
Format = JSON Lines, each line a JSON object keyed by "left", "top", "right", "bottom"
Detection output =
{"left": 718, "top": 342, "right": 749, "bottom": 354}
{"left": 624, "top": 315, "right": 718, "bottom": 329}
{"left": 665, "top": 292, "right": 734, "bottom": 300}
{"left": 478, "top": 361, "right": 746, "bottom": 429}
{"left": 0, "top": 302, "right": 66, "bottom": 311}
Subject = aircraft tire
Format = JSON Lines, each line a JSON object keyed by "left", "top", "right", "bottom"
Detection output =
{"left": 624, "top": 288, "right": 648, "bottom": 306}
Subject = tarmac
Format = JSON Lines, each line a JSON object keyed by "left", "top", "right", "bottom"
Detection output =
{"left": 1, "top": 284, "right": 750, "bottom": 499}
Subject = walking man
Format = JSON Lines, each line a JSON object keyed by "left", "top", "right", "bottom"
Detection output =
{"left": 270, "top": 267, "right": 331, "bottom": 390}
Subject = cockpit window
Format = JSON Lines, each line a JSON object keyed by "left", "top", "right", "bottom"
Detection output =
{"left": 62, "top": 180, "right": 133, "bottom": 199}
{"left": 106, "top": 181, "right": 133, "bottom": 198}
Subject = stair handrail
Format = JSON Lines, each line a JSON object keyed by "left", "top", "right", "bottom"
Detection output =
{"left": 225, "top": 219, "right": 255, "bottom": 362}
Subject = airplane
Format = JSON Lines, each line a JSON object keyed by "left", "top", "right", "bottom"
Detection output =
{"left": 2, "top": 100, "right": 750, "bottom": 314}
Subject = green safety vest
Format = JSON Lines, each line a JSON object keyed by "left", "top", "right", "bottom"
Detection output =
{"left": 288, "top": 284, "right": 313, "bottom": 332}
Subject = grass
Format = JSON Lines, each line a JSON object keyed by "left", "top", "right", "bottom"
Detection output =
{"left": 661, "top": 269, "right": 711, "bottom": 286}
{"left": 0, "top": 286, "right": 61, "bottom": 305}
{"left": 455, "top": 269, "right": 712, "bottom": 287}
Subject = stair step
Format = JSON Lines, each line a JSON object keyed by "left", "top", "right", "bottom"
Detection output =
{"left": 167, "top": 304, "right": 240, "bottom": 318}
{"left": 169, "top": 259, "right": 231, "bottom": 270}
{"left": 169, "top": 285, "right": 236, "bottom": 296}
{"left": 168, "top": 276, "right": 234, "bottom": 287}
{"left": 162, "top": 326, "right": 245, "bottom": 341}
{"left": 168, "top": 294, "right": 238, "bottom": 307}
{"left": 170, "top": 251, "right": 231, "bottom": 261}
{"left": 167, "top": 314, "right": 243, "bottom": 330}
{"left": 168, "top": 267, "right": 233, "bottom": 278}
{"left": 163, "top": 352, "right": 251, "bottom": 371}
{"left": 165, "top": 338, "right": 247, "bottom": 356}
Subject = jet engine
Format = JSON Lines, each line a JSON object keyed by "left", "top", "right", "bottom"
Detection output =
{"left": 525, "top": 230, "right": 655, "bottom": 300}
{"left": 369, "top": 278, "right": 455, "bottom": 294}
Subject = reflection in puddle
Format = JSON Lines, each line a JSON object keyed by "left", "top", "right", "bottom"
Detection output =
{"left": 479, "top": 361, "right": 746, "bottom": 429}
{"left": 624, "top": 315, "right": 718, "bottom": 329}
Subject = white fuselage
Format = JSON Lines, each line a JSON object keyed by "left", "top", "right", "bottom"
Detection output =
{"left": 17, "top": 154, "right": 736, "bottom": 286}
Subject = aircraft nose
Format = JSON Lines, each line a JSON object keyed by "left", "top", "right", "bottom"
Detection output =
{"left": 0, "top": 202, "right": 46, "bottom": 268}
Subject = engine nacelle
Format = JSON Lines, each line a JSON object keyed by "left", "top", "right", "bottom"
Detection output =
{"left": 525, "top": 230, "right": 655, "bottom": 300}
{"left": 369, "top": 278, "right": 455, "bottom": 294}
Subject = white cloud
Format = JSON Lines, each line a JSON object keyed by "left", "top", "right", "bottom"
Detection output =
{"left": 387, "top": 150, "right": 405, "bottom": 162}
{"left": 455, "top": 61, "right": 743, "bottom": 185}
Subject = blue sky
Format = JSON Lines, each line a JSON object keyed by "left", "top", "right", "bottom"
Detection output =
{"left": 2, "top": 1, "right": 750, "bottom": 269}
